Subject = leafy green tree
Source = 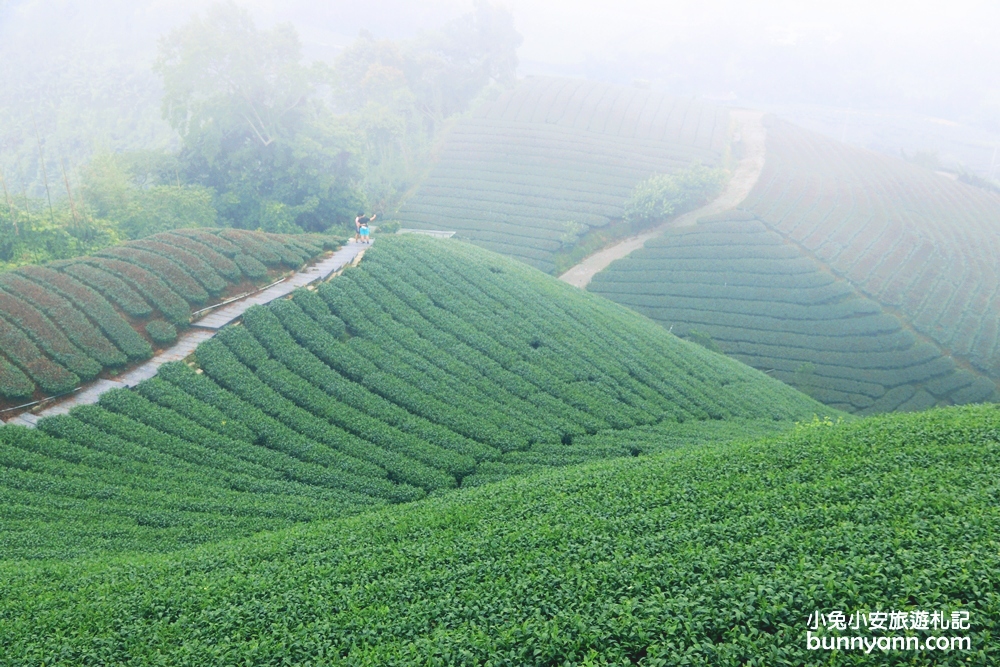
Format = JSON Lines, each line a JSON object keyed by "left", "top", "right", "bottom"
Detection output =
{"left": 0, "top": 202, "right": 118, "bottom": 270}
{"left": 155, "top": 1, "right": 362, "bottom": 232}
{"left": 330, "top": 2, "right": 521, "bottom": 215}
{"left": 79, "top": 152, "right": 216, "bottom": 239}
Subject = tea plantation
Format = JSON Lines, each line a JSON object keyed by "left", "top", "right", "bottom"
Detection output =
{"left": 3, "top": 403, "right": 997, "bottom": 665}
{"left": 590, "top": 210, "right": 998, "bottom": 413}
{"left": 0, "top": 235, "right": 824, "bottom": 560}
{"left": 395, "top": 76, "right": 730, "bottom": 273}
{"left": 742, "top": 118, "right": 1000, "bottom": 384}
{"left": 0, "top": 229, "right": 340, "bottom": 405}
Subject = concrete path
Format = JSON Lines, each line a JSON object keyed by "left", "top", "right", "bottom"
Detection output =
{"left": 5, "top": 241, "right": 368, "bottom": 427}
{"left": 558, "top": 110, "right": 766, "bottom": 289}
{"left": 193, "top": 241, "right": 367, "bottom": 329}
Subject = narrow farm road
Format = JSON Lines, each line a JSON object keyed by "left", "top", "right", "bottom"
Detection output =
{"left": 558, "top": 110, "right": 766, "bottom": 289}
{"left": 7, "top": 241, "right": 369, "bottom": 427}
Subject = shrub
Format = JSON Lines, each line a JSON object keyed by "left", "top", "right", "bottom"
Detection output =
{"left": 145, "top": 320, "right": 178, "bottom": 345}
{"left": 623, "top": 164, "right": 727, "bottom": 227}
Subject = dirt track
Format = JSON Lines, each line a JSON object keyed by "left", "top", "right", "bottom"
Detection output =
{"left": 558, "top": 110, "right": 766, "bottom": 289}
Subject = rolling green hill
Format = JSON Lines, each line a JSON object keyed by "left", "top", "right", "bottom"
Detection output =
{"left": 741, "top": 118, "right": 1000, "bottom": 385}
{"left": 590, "top": 211, "right": 996, "bottom": 413}
{"left": 395, "top": 76, "right": 730, "bottom": 273}
{"left": 0, "top": 235, "right": 825, "bottom": 560}
{"left": 3, "top": 404, "right": 996, "bottom": 664}
{"left": 590, "top": 116, "right": 1000, "bottom": 413}
{"left": 0, "top": 229, "right": 340, "bottom": 405}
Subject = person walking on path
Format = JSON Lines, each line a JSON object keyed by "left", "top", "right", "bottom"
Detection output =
{"left": 360, "top": 220, "right": 371, "bottom": 244}
{"left": 355, "top": 211, "right": 377, "bottom": 242}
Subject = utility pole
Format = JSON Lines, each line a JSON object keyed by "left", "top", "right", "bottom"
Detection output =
{"left": 989, "top": 145, "right": 997, "bottom": 182}
{"left": 31, "top": 113, "right": 55, "bottom": 225}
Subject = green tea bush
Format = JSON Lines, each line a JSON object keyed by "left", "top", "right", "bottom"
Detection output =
{"left": 144, "top": 319, "right": 177, "bottom": 345}
{"left": 623, "top": 163, "right": 726, "bottom": 227}
{"left": 0, "top": 235, "right": 824, "bottom": 556}
{"left": 0, "top": 273, "right": 127, "bottom": 367}
{"left": 26, "top": 259, "right": 155, "bottom": 359}
{"left": 64, "top": 262, "right": 153, "bottom": 317}
{"left": 0, "top": 289, "right": 100, "bottom": 380}
{"left": 0, "top": 229, "right": 336, "bottom": 399}
{"left": 396, "top": 77, "right": 730, "bottom": 273}
{"left": 160, "top": 232, "right": 242, "bottom": 281}
{"left": 591, "top": 213, "right": 998, "bottom": 413}
{"left": 742, "top": 118, "right": 1000, "bottom": 381}
{"left": 2, "top": 405, "right": 997, "bottom": 664}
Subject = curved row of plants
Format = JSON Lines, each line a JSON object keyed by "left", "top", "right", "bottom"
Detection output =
{"left": 742, "top": 117, "right": 1000, "bottom": 380}
{"left": 4, "top": 403, "right": 997, "bottom": 663}
{"left": 397, "top": 77, "right": 730, "bottom": 273}
{"left": 590, "top": 211, "right": 997, "bottom": 413}
{"left": 0, "top": 229, "right": 339, "bottom": 404}
{"left": 0, "top": 235, "right": 825, "bottom": 559}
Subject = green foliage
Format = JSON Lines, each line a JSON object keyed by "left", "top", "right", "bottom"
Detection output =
{"left": 79, "top": 152, "right": 216, "bottom": 239}
{"left": 376, "top": 219, "right": 401, "bottom": 234}
{"left": 957, "top": 168, "right": 1000, "bottom": 194}
{"left": 686, "top": 328, "right": 720, "bottom": 353}
{"left": 396, "top": 77, "right": 731, "bottom": 273}
{"left": 155, "top": 2, "right": 362, "bottom": 232}
{"left": 742, "top": 117, "right": 1000, "bottom": 381}
{"left": 2, "top": 405, "right": 997, "bottom": 664}
{"left": 0, "top": 272, "right": 126, "bottom": 367}
{"left": 144, "top": 319, "right": 177, "bottom": 345}
{"left": 0, "top": 203, "right": 119, "bottom": 270}
{"left": 589, "top": 213, "right": 999, "bottom": 413}
{"left": 0, "top": 234, "right": 824, "bottom": 555}
{"left": 331, "top": 5, "right": 522, "bottom": 215}
{"left": 0, "top": 228, "right": 333, "bottom": 401}
{"left": 623, "top": 163, "right": 727, "bottom": 226}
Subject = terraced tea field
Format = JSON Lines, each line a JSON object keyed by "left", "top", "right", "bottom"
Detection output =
{"left": 590, "top": 116, "right": 1000, "bottom": 412}
{"left": 396, "top": 76, "right": 730, "bottom": 273}
{"left": 5, "top": 402, "right": 997, "bottom": 664}
{"left": 0, "top": 235, "right": 825, "bottom": 560}
{"left": 743, "top": 118, "right": 1000, "bottom": 381}
{"left": 590, "top": 211, "right": 996, "bottom": 413}
{"left": 0, "top": 229, "right": 340, "bottom": 406}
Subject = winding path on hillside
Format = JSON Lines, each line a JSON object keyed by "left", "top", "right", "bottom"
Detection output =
{"left": 558, "top": 110, "right": 766, "bottom": 289}
{"left": 7, "top": 241, "right": 369, "bottom": 428}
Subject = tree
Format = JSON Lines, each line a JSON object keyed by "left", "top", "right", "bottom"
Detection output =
{"left": 155, "top": 1, "right": 361, "bottom": 232}
{"left": 329, "top": 2, "right": 522, "bottom": 214}
{"left": 79, "top": 152, "right": 217, "bottom": 239}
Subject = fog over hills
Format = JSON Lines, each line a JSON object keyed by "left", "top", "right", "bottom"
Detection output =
{"left": 2, "top": 0, "right": 998, "bottom": 190}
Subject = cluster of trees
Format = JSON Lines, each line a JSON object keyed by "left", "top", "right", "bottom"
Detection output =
{"left": 0, "top": 0, "right": 521, "bottom": 270}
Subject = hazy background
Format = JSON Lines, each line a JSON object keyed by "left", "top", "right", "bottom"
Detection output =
{"left": 2, "top": 0, "right": 998, "bottom": 192}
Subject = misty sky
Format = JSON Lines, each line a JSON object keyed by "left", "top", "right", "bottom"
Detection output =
{"left": 2, "top": 0, "right": 999, "bottom": 175}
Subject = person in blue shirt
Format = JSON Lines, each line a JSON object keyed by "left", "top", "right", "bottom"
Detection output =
{"left": 355, "top": 212, "right": 377, "bottom": 242}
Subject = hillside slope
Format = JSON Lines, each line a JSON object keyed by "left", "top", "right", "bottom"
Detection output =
{"left": 0, "top": 229, "right": 340, "bottom": 406}
{"left": 4, "top": 404, "right": 996, "bottom": 664}
{"left": 396, "top": 76, "right": 730, "bottom": 273}
{"left": 590, "top": 211, "right": 996, "bottom": 413}
{"left": 743, "top": 118, "right": 1000, "bottom": 381}
{"left": 0, "top": 235, "right": 826, "bottom": 560}
{"left": 589, "top": 117, "right": 1000, "bottom": 413}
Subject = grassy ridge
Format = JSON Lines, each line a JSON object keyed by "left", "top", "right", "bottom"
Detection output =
{"left": 397, "top": 77, "right": 729, "bottom": 273}
{"left": 2, "top": 404, "right": 996, "bottom": 665}
{"left": 590, "top": 210, "right": 996, "bottom": 413}
{"left": 0, "top": 235, "right": 825, "bottom": 560}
